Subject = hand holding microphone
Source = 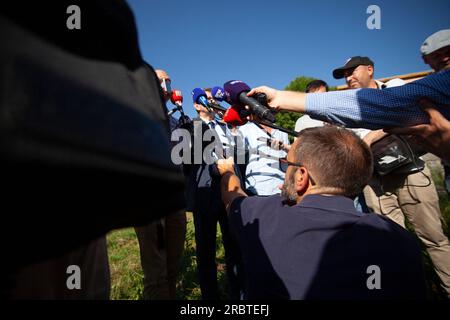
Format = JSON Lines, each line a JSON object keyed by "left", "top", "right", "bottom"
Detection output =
{"left": 223, "top": 81, "right": 276, "bottom": 123}
{"left": 246, "top": 86, "right": 280, "bottom": 109}
{"left": 190, "top": 86, "right": 250, "bottom": 126}
{"left": 190, "top": 83, "right": 297, "bottom": 136}
{"left": 247, "top": 85, "right": 308, "bottom": 115}
{"left": 221, "top": 81, "right": 298, "bottom": 137}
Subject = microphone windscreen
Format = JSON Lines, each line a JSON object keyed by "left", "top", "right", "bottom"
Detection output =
{"left": 192, "top": 87, "right": 206, "bottom": 104}
{"left": 211, "top": 86, "right": 226, "bottom": 102}
{"left": 223, "top": 105, "right": 247, "bottom": 126}
{"left": 170, "top": 90, "right": 183, "bottom": 104}
{"left": 223, "top": 80, "right": 251, "bottom": 104}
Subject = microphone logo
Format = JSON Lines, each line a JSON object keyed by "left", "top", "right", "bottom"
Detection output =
{"left": 212, "top": 87, "right": 225, "bottom": 101}
{"left": 171, "top": 90, "right": 183, "bottom": 106}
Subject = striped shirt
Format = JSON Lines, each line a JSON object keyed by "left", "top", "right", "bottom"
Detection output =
{"left": 305, "top": 69, "right": 450, "bottom": 129}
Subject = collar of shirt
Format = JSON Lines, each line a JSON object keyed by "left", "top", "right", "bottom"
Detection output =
{"left": 374, "top": 80, "right": 385, "bottom": 89}
{"left": 207, "top": 119, "right": 228, "bottom": 132}
{"left": 296, "top": 194, "right": 359, "bottom": 216}
{"left": 207, "top": 120, "right": 217, "bottom": 129}
{"left": 199, "top": 115, "right": 214, "bottom": 123}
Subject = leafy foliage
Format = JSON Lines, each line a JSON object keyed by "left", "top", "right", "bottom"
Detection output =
{"left": 284, "top": 76, "right": 318, "bottom": 92}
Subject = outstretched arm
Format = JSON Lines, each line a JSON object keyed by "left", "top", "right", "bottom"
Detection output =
{"left": 247, "top": 70, "right": 450, "bottom": 129}
{"left": 247, "top": 86, "right": 307, "bottom": 114}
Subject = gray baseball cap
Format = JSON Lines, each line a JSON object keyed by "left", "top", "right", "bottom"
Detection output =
{"left": 420, "top": 29, "right": 450, "bottom": 56}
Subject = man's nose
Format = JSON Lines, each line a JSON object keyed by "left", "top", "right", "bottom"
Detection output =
{"left": 345, "top": 74, "right": 353, "bottom": 84}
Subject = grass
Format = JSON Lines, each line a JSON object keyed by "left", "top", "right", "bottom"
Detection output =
{"left": 107, "top": 228, "right": 144, "bottom": 300}
{"left": 107, "top": 168, "right": 450, "bottom": 300}
{"left": 418, "top": 165, "right": 450, "bottom": 300}
{"left": 107, "top": 213, "right": 227, "bottom": 300}
{"left": 419, "top": 186, "right": 450, "bottom": 300}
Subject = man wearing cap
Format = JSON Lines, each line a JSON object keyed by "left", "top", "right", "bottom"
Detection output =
{"left": 332, "top": 56, "right": 450, "bottom": 297}
{"left": 389, "top": 29, "right": 450, "bottom": 189}
{"left": 421, "top": 29, "right": 450, "bottom": 72}
{"left": 420, "top": 29, "right": 450, "bottom": 197}
{"left": 247, "top": 66, "right": 449, "bottom": 132}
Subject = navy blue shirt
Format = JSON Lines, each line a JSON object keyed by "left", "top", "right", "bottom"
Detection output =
{"left": 229, "top": 194, "right": 426, "bottom": 299}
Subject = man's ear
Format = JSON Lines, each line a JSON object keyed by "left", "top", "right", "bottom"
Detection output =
{"left": 193, "top": 103, "right": 201, "bottom": 112}
{"left": 295, "top": 167, "right": 310, "bottom": 194}
{"left": 367, "top": 65, "right": 374, "bottom": 77}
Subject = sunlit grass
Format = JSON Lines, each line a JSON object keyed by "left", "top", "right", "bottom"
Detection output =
{"left": 107, "top": 213, "right": 227, "bottom": 300}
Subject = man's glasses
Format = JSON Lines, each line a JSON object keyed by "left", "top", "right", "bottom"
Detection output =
{"left": 279, "top": 157, "right": 303, "bottom": 173}
{"left": 279, "top": 157, "right": 315, "bottom": 185}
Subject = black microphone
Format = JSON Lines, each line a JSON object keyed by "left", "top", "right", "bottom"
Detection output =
{"left": 223, "top": 80, "right": 276, "bottom": 123}
{"left": 208, "top": 100, "right": 228, "bottom": 114}
{"left": 167, "top": 107, "right": 180, "bottom": 116}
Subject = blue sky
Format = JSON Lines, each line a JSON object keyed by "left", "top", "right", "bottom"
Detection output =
{"left": 128, "top": 0, "right": 450, "bottom": 118}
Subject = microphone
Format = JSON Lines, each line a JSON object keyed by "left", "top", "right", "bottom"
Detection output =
{"left": 208, "top": 88, "right": 228, "bottom": 114}
{"left": 168, "top": 89, "right": 184, "bottom": 116}
{"left": 205, "top": 101, "right": 226, "bottom": 122}
{"left": 211, "top": 86, "right": 226, "bottom": 102}
{"left": 210, "top": 87, "right": 228, "bottom": 117}
{"left": 170, "top": 89, "right": 183, "bottom": 106}
{"left": 223, "top": 80, "right": 276, "bottom": 123}
{"left": 223, "top": 105, "right": 249, "bottom": 126}
{"left": 192, "top": 88, "right": 213, "bottom": 112}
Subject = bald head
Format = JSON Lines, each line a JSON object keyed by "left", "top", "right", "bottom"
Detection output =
{"left": 155, "top": 69, "right": 170, "bottom": 81}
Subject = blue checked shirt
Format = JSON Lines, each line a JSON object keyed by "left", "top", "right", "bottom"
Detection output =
{"left": 305, "top": 69, "right": 450, "bottom": 129}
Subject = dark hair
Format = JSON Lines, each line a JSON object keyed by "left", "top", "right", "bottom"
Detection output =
{"left": 294, "top": 127, "right": 373, "bottom": 197}
{"left": 305, "top": 80, "right": 329, "bottom": 93}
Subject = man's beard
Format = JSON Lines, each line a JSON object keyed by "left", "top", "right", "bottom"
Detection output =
{"left": 281, "top": 175, "right": 297, "bottom": 206}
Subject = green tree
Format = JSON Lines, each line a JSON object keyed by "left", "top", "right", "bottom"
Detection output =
{"left": 275, "top": 76, "right": 316, "bottom": 137}
{"left": 284, "top": 76, "right": 318, "bottom": 92}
